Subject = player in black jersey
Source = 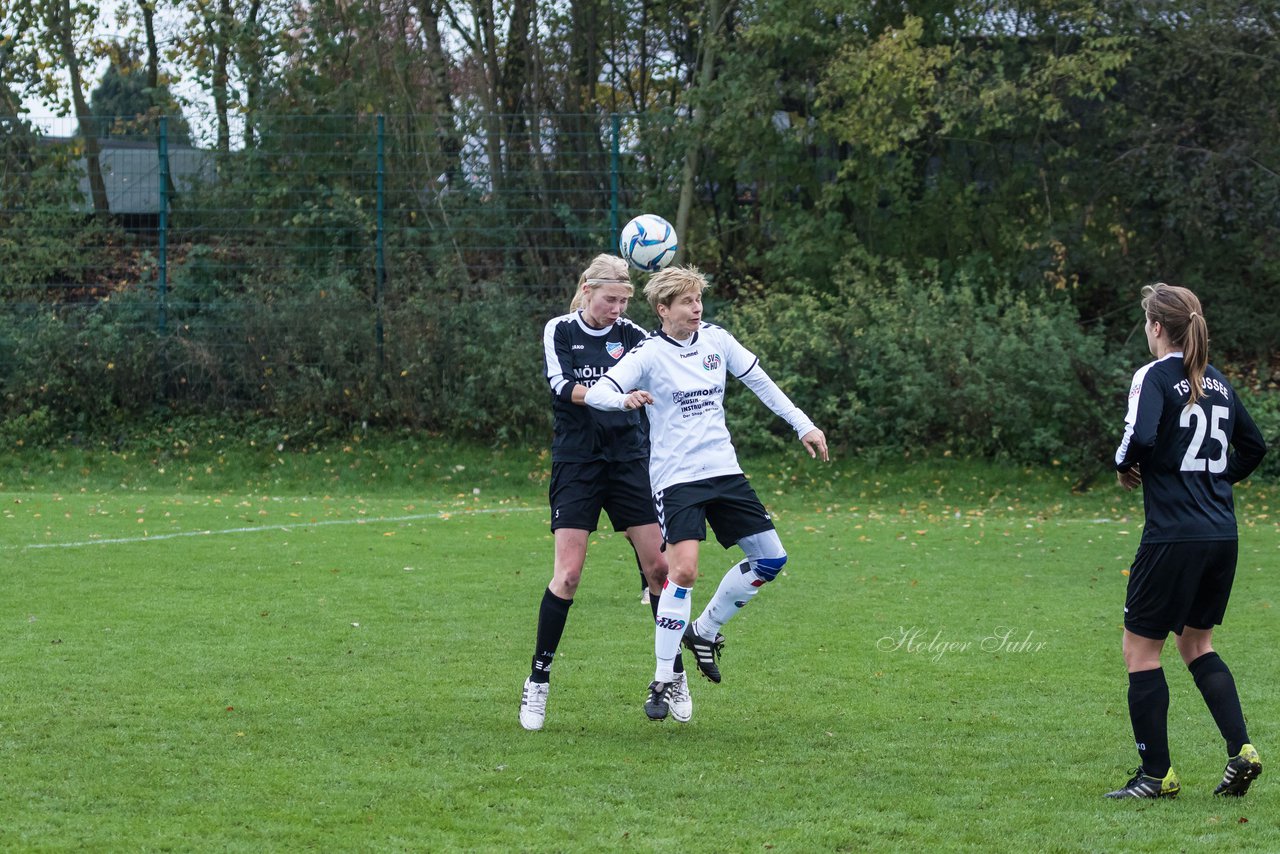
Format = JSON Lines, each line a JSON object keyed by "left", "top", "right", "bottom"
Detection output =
{"left": 1106, "top": 283, "right": 1267, "bottom": 799}
{"left": 519, "top": 254, "right": 690, "bottom": 730}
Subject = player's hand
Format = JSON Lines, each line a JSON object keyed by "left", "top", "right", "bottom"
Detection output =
{"left": 1117, "top": 465, "right": 1142, "bottom": 491}
{"left": 623, "top": 390, "right": 653, "bottom": 410}
{"left": 801, "top": 428, "right": 829, "bottom": 462}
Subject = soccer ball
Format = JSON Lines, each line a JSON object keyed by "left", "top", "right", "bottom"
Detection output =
{"left": 619, "top": 214, "right": 678, "bottom": 272}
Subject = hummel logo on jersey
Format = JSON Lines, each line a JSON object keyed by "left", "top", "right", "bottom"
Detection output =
{"left": 702, "top": 354, "right": 721, "bottom": 371}
{"left": 679, "top": 349, "right": 701, "bottom": 359}
{"left": 606, "top": 341, "right": 624, "bottom": 359}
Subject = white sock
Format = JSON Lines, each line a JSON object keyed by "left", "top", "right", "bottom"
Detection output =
{"left": 654, "top": 580, "right": 692, "bottom": 682}
{"left": 695, "top": 559, "right": 763, "bottom": 638}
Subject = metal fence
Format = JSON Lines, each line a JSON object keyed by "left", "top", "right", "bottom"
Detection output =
{"left": 0, "top": 113, "right": 683, "bottom": 423}
{"left": 3, "top": 111, "right": 678, "bottom": 306}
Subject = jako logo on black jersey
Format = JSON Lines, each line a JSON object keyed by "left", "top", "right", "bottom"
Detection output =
{"left": 702, "top": 353, "right": 721, "bottom": 371}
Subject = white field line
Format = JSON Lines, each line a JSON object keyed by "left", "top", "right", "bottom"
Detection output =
{"left": 6, "top": 505, "right": 539, "bottom": 551}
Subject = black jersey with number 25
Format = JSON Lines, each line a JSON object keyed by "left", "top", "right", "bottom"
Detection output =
{"left": 1115, "top": 354, "right": 1266, "bottom": 544}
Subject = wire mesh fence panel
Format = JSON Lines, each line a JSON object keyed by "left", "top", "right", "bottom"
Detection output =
{"left": 0, "top": 113, "right": 683, "bottom": 432}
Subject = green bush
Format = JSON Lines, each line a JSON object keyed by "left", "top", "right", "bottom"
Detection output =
{"left": 1236, "top": 385, "right": 1279, "bottom": 480}
{"left": 718, "top": 252, "right": 1126, "bottom": 469}
{"left": 380, "top": 279, "right": 549, "bottom": 443}
{"left": 0, "top": 298, "right": 162, "bottom": 443}
{"left": 0, "top": 135, "right": 125, "bottom": 297}
{"left": 0, "top": 250, "right": 556, "bottom": 447}
{"left": 0, "top": 238, "right": 1266, "bottom": 480}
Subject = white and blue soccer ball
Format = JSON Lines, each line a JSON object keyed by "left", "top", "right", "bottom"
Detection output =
{"left": 619, "top": 214, "right": 678, "bottom": 272}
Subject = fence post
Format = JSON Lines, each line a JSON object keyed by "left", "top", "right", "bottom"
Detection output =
{"left": 609, "top": 113, "right": 621, "bottom": 250}
{"left": 375, "top": 114, "right": 386, "bottom": 373}
{"left": 158, "top": 116, "right": 169, "bottom": 335}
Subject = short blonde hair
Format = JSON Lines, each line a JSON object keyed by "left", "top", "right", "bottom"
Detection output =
{"left": 570, "top": 254, "right": 632, "bottom": 311}
{"left": 643, "top": 265, "right": 709, "bottom": 311}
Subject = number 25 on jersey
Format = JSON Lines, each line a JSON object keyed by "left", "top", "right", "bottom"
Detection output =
{"left": 1180, "top": 403, "right": 1228, "bottom": 473}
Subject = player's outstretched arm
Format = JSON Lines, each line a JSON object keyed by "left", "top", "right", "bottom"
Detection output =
{"left": 737, "top": 363, "right": 825, "bottom": 457}
{"left": 801, "top": 428, "right": 829, "bottom": 462}
{"left": 584, "top": 378, "right": 651, "bottom": 411}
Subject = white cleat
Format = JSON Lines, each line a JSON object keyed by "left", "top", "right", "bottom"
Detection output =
{"left": 668, "top": 671, "right": 693, "bottom": 723}
{"left": 520, "top": 678, "right": 549, "bottom": 731}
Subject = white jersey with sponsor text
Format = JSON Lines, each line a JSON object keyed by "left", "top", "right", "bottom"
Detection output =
{"left": 589, "top": 322, "right": 814, "bottom": 495}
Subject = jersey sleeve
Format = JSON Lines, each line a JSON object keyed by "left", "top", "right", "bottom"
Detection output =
{"left": 543, "top": 318, "right": 577, "bottom": 403}
{"left": 718, "top": 327, "right": 815, "bottom": 438}
{"left": 721, "top": 328, "right": 760, "bottom": 378}
{"left": 1115, "top": 363, "right": 1160, "bottom": 471}
{"left": 737, "top": 363, "right": 817, "bottom": 438}
{"left": 1226, "top": 392, "right": 1268, "bottom": 483}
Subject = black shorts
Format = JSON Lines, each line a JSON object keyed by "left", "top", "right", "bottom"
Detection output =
{"left": 1123, "top": 539, "right": 1238, "bottom": 639}
{"left": 655, "top": 474, "right": 775, "bottom": 548}
{"left": 549, "top": 459, "right": 657, "bottom": 533}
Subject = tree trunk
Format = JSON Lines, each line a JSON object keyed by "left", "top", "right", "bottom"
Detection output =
{"left": 471, "top": 0, "right": 505, "bottom": 196}
{"left": 52, "top": 0, "right": 109, "bottom": 213}
{"left": 497, "top": 0, "right": 533, "bottom": 180}
{"left": 209, "top": 0, "right": 232, "bottom": 154}
{"left": 416, "top": 0, "right": 464, "bottom": 184}
{"left": 567, "top": 0, "right": 607, "bottom": 197}
{"left": 675, "top": 0, "right": 728, "bottom": 260}
{"left": 241, "top": 0, "right": 262, "bottom": 148}
{"left": 138, "top": 0, "right": 159, "bottom": 89}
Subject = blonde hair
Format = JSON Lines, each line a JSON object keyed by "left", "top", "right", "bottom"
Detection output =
{"left": 643, "top": 265, "right": 710, "bottom": 311}
{"left": 1141, "top": 282, "right": 1209, "bottom": 407}
{"left": 569, "top": 254, "right": 632, "bottom": 311}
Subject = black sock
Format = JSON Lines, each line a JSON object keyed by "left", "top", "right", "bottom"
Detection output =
{"left": 1189, "top": 651, "right": 1250, "bottom": 756}
{"left": 649, "top": 592, "right": 684, "bottom": 674}
{"left": 1128, "top": 668, "right": 1171, "bottom": 777}
{"left": 530, "top": 588, "right": 573, "bottom": 684}
{"left": 632, "top": 545, "right": 647, "bottom": 592}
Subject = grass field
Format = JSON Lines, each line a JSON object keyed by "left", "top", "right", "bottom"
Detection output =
{"left": 1, "top": 442, "right": 1276, "bottom": 851}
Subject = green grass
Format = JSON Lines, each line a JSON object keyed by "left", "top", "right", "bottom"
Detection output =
{"left": 1, "top": 445, "right": 1276, "bottom": 851}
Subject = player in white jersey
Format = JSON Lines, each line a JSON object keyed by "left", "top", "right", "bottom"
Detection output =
{"left": 585, "top": 266, "right": 828, "bottom": 720}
